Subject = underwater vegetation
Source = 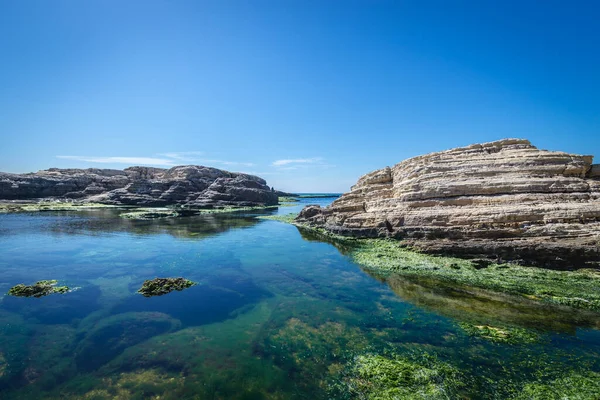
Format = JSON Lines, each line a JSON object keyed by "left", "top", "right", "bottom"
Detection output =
{"left": 1, "top": 207, "right": 600, "bottom": 399}
{"left": 457, "top": 322, "right": 541, "bottom": 344}
{"left": 350, "top": 239, "right": 600, "bottom": 312}
{"left": 137, "top": 278, "right": 196, "bottom": 297}
{"left": 514, "top": 371, "right": 600, "bottom": 400}
{"left": 345, "top": 353, "right": 464, "bottom": 400}
{"left": 7, "top": 280, "right": 69, "bottom": 298}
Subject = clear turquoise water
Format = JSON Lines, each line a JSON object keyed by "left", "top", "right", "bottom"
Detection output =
{"left": 0, "top": 197, "right": 599, "bottom": 399}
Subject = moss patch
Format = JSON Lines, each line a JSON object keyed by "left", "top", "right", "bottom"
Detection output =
{"left": 7, "top": 280, "right": 70, "bottom": 298}
{"left": 136, "top": 278, "right": 196, "bottom": 297}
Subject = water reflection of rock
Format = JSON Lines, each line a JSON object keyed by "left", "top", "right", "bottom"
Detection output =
{"left": 40, "top": 209, "right": 261, "bottom": 239}
{"left": 376, "top": 273, "right": 600, "bottom": 333}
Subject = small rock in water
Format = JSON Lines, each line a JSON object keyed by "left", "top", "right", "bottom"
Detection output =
{"left": 7, "top": 280, "right": 69, "bottom": 298}
{"left": 137, "top": 277, "right": 197, "bottom": 297}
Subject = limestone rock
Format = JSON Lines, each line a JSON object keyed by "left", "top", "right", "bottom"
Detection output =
{"left": 297, "top": 139, "right": 600, "bottom": 269}
{"left": 0, "top": 165, "right": 278, "bottom": 207}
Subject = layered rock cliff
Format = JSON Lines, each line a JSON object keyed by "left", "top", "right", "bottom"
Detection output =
{"left": 0, "top": 165, "right": 278, "bottom": 207}
{"left": 296, "top": 139, "right": 600, "bottom": 268}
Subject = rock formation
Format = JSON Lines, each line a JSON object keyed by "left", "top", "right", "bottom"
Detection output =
{"left": 297, "top": 139, "right": 600, "bottom": 269}
{"left": 0, "top": 165, "right": 278, "bottom": 207}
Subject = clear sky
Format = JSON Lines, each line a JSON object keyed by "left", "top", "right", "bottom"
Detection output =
{"left": 1, "top": 1, "right": 599, "bottom": 192}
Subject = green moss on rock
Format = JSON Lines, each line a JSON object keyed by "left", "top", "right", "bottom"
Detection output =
{"left": 137, "top": 278, "right": 197, "bottom": 297}
{"left": 7, "top": 280, "right": 69, "bottom": 298}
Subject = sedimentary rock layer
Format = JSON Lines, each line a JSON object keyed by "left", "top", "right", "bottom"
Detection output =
{"left": 0, "top": 165, "right": 278, "bottom": 207}
{"left": 297, "top": 139, "right": 600, "bottom": 268}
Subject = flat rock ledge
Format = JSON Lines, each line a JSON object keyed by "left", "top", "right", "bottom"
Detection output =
{"left": 0, "top": 165, "right": 278, "bottom": 208}
{"left": 296, "top": 139, "right": 600, "bottom": 269}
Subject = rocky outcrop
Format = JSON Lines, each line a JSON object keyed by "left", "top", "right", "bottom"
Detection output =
{"left": 0, "top": 165, "right": 278, "bottom": 207}
{"left": 297, "top": 139, "right": 600, "bottom": 269}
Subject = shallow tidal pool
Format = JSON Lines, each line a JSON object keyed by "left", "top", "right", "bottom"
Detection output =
{"left": 0, "top": 198, "right": 599, "bottom": 399}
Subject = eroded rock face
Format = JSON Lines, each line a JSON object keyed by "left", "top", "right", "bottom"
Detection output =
{"left": 297, "top": 139, "right": 600, "bottom": 268}
{"left": 0, "top": 165, "right": 278, "bottom": 207}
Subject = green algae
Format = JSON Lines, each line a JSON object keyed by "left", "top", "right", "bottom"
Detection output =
{"left": 194, "top": 205, "right": 278, "bottom": 214}
{"left": 119, "top": 209, "right": 180, "bottom": 220}
{"left": 349, "top": 239, "right": 600, "bottom": 312}
{"left": 457, "top": 322, "right": 541, "bottom": 344}
{"left": 346, "top": 353, "right": 464, "bottom": 400}
{"left": 136, "top": 278, "right": 196, "bottom": 297}
{"left": 514, "top": 371, "right": 600, "bottom": 400}
{"left": 0, "top": 202, "right": 115, "bottom": 213}
{"left": 7, "top": 280, "right": 70, "bottom": 298}
{"left": 257, "top": 213, "right": 298, "bottom": 224}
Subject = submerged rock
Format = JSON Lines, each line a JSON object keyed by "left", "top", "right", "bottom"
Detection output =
{"left": 0, "top": 165, "right": 279, "bottom": 208}
{"left": 297, "top": 139, "right": 600, "bottom": 269}
{"left": 137, "top": 277, "right": 196, "bottom": 297}
{"left": 7, "top": 280, "right": 69, "bottom": 298}
{"left": 75, "top": 312, "right": 180, "bottom": 371}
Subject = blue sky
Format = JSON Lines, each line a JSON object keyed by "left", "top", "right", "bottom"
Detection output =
{"left": 1, "top": 1, "right": 599, "bottom": 192}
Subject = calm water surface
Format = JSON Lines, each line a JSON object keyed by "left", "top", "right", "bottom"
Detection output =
{"left": 0, "top": 197, "right": 599, "bottom": 399}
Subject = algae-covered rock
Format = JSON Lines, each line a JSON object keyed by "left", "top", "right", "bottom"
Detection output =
{"left": 137, "top": 278, "right": 196, "bottom": 297}
{"left": 7, "top": 280, "right": 69, "bottom": 298}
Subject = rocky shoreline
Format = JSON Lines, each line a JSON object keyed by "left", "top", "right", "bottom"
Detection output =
{"left": 0, "top": 165, "right": 280, "bottom": 208}
{"left": 296, "top": 139, "right": 600, "bottom": 269}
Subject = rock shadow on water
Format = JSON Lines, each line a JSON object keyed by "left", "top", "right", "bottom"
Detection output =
{"left": 1, "top": 285, "right": 102, "bottom": 325}
{"left": 113, "top": 274, "right": 272, "bottom": 327}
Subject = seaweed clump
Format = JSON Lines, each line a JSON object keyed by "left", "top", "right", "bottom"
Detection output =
{"left": 137, "top": 278, "right": 197, "bottom": 297}
{"left": 7, "top": 280, "right": 69, "bottom": 298}
{"left": 515, "top": 371, "right": 600, "bottom": 400}
{"left": 458, "top": 322, "right": 541, "bottom": 344}
{"left": 347, "top": 353, "right": 464, "bottom": 399}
